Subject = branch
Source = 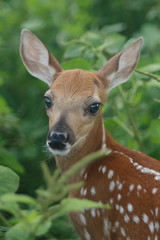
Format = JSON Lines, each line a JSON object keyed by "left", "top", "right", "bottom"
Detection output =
{"left": 135, "top": 69, "right": 160, "bottom": 82}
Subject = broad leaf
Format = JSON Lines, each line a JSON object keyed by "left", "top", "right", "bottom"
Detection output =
{"left": 62, "top": 58, "right": 92, "bottom": 70}
{"left": 51, "top": 198, "right": 110, "bottom": 220}
{"left": 139, "top": 64, "right": 160, "bottom": 73}
{"left": 5, "top": 223, "right": 31, "bottom": 240}
{"left": 0, "top": 166, "right": 19, "bottom": 196}
{"left": 64, "top": 44, "right": 86, "bottom": 59}
{"left": 1, "top": 193, "right": 37, "bottom": 206}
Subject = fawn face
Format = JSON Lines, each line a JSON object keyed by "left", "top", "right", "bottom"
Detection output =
{"left": 44, "top": 69, "right": 106, "bottom": 156}
{"left": 20, "top": 29, "right": 143, "bottom": 156}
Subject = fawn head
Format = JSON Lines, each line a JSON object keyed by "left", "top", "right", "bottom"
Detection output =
{"left": 20, "top": 30, "right": 143, "bottom": 156}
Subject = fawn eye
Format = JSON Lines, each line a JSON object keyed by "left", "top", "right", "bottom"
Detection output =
{"left": 88, "top": 103, "right": 101, "bottom": 115}
{"left": 44, "top": 97, "right": 52, "bottom": 109}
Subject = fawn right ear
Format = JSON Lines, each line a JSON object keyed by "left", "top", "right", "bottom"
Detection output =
{"left": 20, "top": 29, "right": 62, "bottom": 86}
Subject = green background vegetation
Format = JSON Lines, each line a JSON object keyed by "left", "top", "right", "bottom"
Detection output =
{"left": 0, "top": 0, "right": 160, "bottom": 239}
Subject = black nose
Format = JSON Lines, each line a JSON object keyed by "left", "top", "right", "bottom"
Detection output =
{"left": 48, "top": 131, "right": 69, "bottom": 150}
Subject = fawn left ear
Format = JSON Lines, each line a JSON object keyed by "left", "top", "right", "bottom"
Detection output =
{"left": 20, "top": 29, "right": 62, "bottom": 86}
{"left": 97, "top": 38, "right": 144, "bottom": 91}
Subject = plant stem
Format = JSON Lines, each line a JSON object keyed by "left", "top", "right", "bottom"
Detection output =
{"left": 118, "top": 86, "right": 144, "bottom": 151}
{"left": 135, "top": 69, "right": 160, "bottom": 82}
{"left": 58, "top": 149, "right": 111, "bottom": 186}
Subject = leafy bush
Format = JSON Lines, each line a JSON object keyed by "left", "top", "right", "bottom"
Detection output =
{"left": 0, "top": 0, "right": 159, "bottom": 239}
{"left": 0, "top": 150, "right": 110, "bottom": 240}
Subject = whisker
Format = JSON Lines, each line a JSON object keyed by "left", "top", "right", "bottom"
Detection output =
{"left": 42, "top": 144, "right": 53, "bottom": 159}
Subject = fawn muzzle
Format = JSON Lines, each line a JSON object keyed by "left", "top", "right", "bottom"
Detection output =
{"left": 47, "top": 120, "right": 75, "bottom": 156}
{"left": 48, "top": 131, "right": 69, "bottom": 150}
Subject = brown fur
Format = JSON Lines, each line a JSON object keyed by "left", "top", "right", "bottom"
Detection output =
{"left": 20, "top": 30, "right": 159, "bottom": 240}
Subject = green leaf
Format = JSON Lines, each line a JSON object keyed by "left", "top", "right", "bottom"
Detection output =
{"left": 51, "top": 198, "right": 110, "bottom": 219}
{"left": 0, "top": 166, "right": 19, "bottom": 196}
{"left": 139, "top": 64, "right": 160, "bottom": 73}
{"left": 62, "top": 58, "right": 92, "bottom": 70}
{"left": 32, "top": 216, "right": 52, "bottom": 237}
{"left": 64, "top": 44, "right": 86, "bottom": 59}
{"left": 0, "top": 195, "right": 20, "bottom": 216}
{"left": 0, "top": 150, "right": 24, "bottom": 174}
{"left": 102, "top": 34, "right": 126, "bottom": 55}
{"left": 94, "top": 54, "right": 107, "bottom": 70}
{"left": 0, "top": 226, "right": 9, "bottom": 233}
{"left": 5, "top": 223, "right": 31, "bottom": 240}
{"left": 1, "top": 193, "right": 37, "bottom": 206}
{"left": 81, "top": 31, "right": 102, "bottom": 47}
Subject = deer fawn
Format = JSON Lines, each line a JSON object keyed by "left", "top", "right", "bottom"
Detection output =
{"left": 20, "top": 29, "right": 160, "bottom": 240}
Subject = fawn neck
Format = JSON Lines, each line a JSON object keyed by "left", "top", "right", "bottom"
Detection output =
{"left": 55, "top": 114, "right": 106, "bottom": 173}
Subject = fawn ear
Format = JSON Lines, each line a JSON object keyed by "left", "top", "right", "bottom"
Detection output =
{"left": 20, "top": 29, "right": 62, "bottom": 86}
{"left": 97, "top": 38, "right": 144, "bottom": 91}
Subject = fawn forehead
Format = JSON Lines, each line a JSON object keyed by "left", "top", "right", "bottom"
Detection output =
{"left": 49, "top": 69, "right": 106, "bottom": 103}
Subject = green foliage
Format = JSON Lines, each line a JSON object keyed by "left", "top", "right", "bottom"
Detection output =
{"left": 0, "top": 150, "right": 110, "bottom": 240}
{"left": 0, "top": 0, "right": 160, "bottom": 239}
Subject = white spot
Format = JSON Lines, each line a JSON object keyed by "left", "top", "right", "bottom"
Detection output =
{"left": 109, "top": 181, "right": 115, "bottom": 192}
{"left": 127, "top": 203, "right": 133, "bottom": 212}
{"left": 80, "top": 187, "right": 84, "bottom": 196}
{"left": 117, "top": 194, "right": 122, "bottom": 201}
{"left": 102, "top": 166, "right": 107, "bottom": 174}
{"left": 155, "top": 176, "right": 160, "bottom": 181}
{"left": 109, "top": 198, "right": 114, "bottom": 205}
{"left": 136, "top": 165, "right": 143, "bottom": 170}
{"left": 133, "top": 215, "right": 140, "bottom": 224}
{"left": 155, "top": 207, "right": 159, "bottom": 217}
{"left": 116, "top": 180, "right": 120, "bottom": 186}
{"left": 84, "top": 228, "right": 91, "bottom": 240}
{"left": 140, "top": 166, "right": 160, "bottom": 180}
{"left": 155, "top": 235, "right": 158, "bottom": 240}
{"left": 126, "top": 237, "right": 131, "bottom": 240}
{"left": 129, "top": 184, "right": 134, "bottom": 191}
{"left": 103, "top": 219, "right": 111, "bottom": 238}
{"left": 90, "top": 186, "right": 96, "bottom": 196}
{"left": 98, "top": 165, "right": 102, "bottom": 172}
{"left": 108, "top": 170, "right": 114, "bottom": 179}
{"left": 147, "top": 236, "right": 151, "bottom": 240}
{"left": 119, "top": 206, "right": 124, "bottom": 214}
{"left": 124, "top": 214, "right": 130, "bottom": 223}
{"left": 80, "top": 187, "right": 87, "bottom": 196}
{"left": 114, "top": 221, "right": 119, "bottom": 228}
{"left": 83, "top": 188, "right": 87, "bottom": 196}
{"left": 79, "top": 213, "right": 87, "bottom": 225}
{"left": 133, "top": 162, "right": 138, "bottom": 167}
{"left": 137, "top": 184, "right": 142, "bottom": 190}
{"left": 152, "top": 188, "right": 158, "bottom": 194}
{"left": 128, "top": 157, "right": 133, "bottom": 163}
{"left": 155, "top": 222, "right": 160, "bottom": 231}
{"left": 117, "top": 182, "right": 123, "bottom": 191}
{"left": 121, "top": 227, "right": 126, "bottom": 237}
{"left": 149, "top": 221, "right": 155, "bottom": 233}
{"left": 115, "top": 204, "right": 120, "bottom": 211}
{"left": 142, "top": 213, "right": 149, "bottom": 223}
{"left": 90, "top": 209, "right": 96, "bottom": 218}
{"left": 96, "top": 210, "right": 101, "bottom": 217}
{"left": 112, "top": 221, "right": 119, "bottom": 232}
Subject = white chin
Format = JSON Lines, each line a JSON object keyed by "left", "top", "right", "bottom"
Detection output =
{"left": 46, "top": 142, "right": 71, "bottom": 156}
